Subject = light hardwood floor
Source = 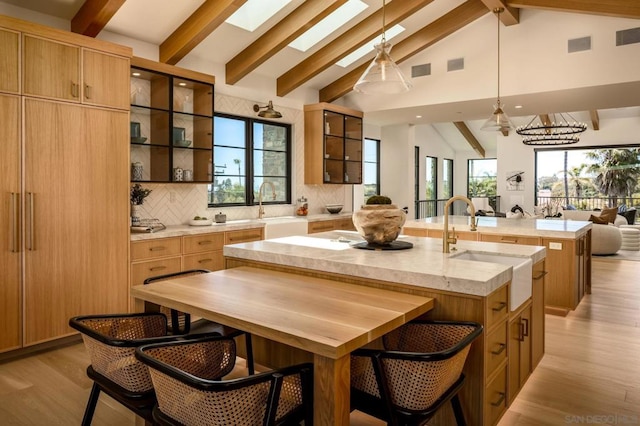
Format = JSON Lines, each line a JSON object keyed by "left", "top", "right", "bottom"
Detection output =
{"left": 0, "top": 258, "right": 638, "bottom": 425}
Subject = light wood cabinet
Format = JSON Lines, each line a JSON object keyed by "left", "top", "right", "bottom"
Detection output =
{"left": 508, "top": 301, "right": 532, "bottom": 404}
{"left": 23, "top": 35, "right": 129, "bottom": 109}
{"left": 308, "top": 217, "right": 355, "bottom": 234}
{"left": 0, "top": 94, "right": 21, "bottom": 353}
{"left": 23, "top": 99, "right": 130, "bottom": 346}
{"left": 531, "top": 260, "right": 546, "bottom": 368}
{"left": 304, "top": 103, "right": 363, "bottom": 185}
{"left": 480, "top": 233, "right": 540, "bottom": 246}
{"left": 0, "top": 28, "right": 20, "bottom": 94}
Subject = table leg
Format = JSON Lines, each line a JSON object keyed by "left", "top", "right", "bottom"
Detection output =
{"left": 313, "top": 354, "right": 350, "bottom": 425}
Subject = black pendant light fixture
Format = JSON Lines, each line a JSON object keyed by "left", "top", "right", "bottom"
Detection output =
{"left": 516, "top": 113, "right": 587, "bottom": 145}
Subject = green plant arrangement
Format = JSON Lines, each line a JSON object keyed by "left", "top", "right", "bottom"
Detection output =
{"left": 130, "top": 184, "right": 152, "bottom": 205}
{"left": 366, "top": 195, "right": 392, "bottom": 205}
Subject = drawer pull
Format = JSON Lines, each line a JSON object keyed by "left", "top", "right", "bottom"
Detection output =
{"left": 149, "top": 266, "right": 167, "bottom": 272}
{"left": 491, "top": 343, "right": 506, "bottom": 355}
{"left": 491, "top": 301, "right": 507, "bottom": 312}
{"left": 491, "top": 392, "right": 506, "bottom": 407}
{"left": 149, "top": 246, "right": 167, "bottom": 251}
{"left": 533, "top": 271, "right": 548, "bottom": 281}
{"left": 228, "top": 234, "right": 261, "bottom": 242}
{"left": 522, "top": 318, "right": 529, "bottom": 337}
{"left": 198, "top": 241, "right": 213, "bottom": 245}
{"left": 198, "top": 258, "right": 213, "bottom": 263}
{"left": 500, "top": 238, "right": 518, "bottom": 244}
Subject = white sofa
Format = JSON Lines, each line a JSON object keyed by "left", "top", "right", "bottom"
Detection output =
{"left": 561, "top": 209, "right": 624, "bottom": 255}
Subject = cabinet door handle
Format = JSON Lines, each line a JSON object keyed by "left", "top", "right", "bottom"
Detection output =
{"left": 491, "top": 301, "right": 507, "bottom": 312}
{"left": 71, "top": 82, "right": 79, "bottom": 98}
{"left": 500, "top": 238, "right": 518, "bottom": 244}
{"left": 84, "top": 84, "right": 92, "bottom": 99}
{"left": 198, "top": 258, "right": 212, "bottom": 263}
{"left": 26, "top": 192, "right": 35, "bottom": 251}
{"left": 491, "top": 343, "right": 506, "bottom": 355}
{"left": 522, "top": 318, "right": 529, "bottom": 337}
{"left": 149, "top": 266, "right": 166, "bottom": 272}
{"left": 533, "top": 271, "right": 548, "bottom": 281}
{"left": 491, "top": 392, "right": 506, "bottom": 407}
{"left": 150, "top": 246, "right": 167, "bottom": 251}
{"left": 198, "top": 241, "right": 213, "bottom": 245}
{"left": 10, "top": 193, "right": 19, "bottom": 252}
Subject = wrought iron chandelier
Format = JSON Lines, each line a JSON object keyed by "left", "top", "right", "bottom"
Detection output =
{"left": 516, "top": 112, "right": 587, "bottom": 145}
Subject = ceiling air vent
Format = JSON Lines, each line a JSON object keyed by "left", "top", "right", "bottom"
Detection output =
{"left": 411, "top": 63, "right": 431, "bottom": 77}
{"left": 447, "top": 58, "right": 464, "bottom": 72}
{"left": 616, "top": 27, "right": 640, "bottom": 46}
{"left": 568, "top": 36, "right": 591, "bottom": 53}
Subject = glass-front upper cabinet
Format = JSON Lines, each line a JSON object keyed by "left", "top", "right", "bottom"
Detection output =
{"left": 130, "top": 60, "right": 214, "bottom": 183}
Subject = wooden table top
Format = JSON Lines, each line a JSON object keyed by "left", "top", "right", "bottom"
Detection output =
{"left": 131, "top": 266, "right": 434, "bottom": 359}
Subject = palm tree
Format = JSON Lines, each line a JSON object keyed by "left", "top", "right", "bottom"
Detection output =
{"left": 585, "top": 148, "right": 640, "bottom": 206}
{"left": 233, "top": 158, "right": 241, "bottom": 185}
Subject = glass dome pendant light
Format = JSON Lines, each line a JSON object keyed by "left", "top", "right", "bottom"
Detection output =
{"left": 353, "top": 0, "right": 412, "bottom": 95}
{"left": 481, "top": 8, "right": 514, "bottom": 132}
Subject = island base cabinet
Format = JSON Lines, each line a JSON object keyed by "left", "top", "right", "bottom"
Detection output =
{"left": 485, "top": 367, "right": 507, "bottom": 426}
{"left": 508, "top": 303, "right": 532, "bottom": 404}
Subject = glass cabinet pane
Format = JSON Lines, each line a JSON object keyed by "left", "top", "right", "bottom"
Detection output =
{"left": 345, "top": 115, "right": 362, "bottom": 140}
{"left": 324, "top": 111, "right": 344, "bottom": 136}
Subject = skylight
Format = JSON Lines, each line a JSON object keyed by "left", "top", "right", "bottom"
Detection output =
{"left": 288, "top": 0, "right": 368, "bottom": 52}
{"left": 226, "top": 0, "right": 291, "bottom": 32}
{"left": 336, "top": 24, "right": 405, "bottom": 67}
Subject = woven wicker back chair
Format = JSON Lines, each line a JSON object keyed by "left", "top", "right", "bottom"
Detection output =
{"left": 144, "top": 269, "right": 255, "bottom": 375}
{"left": 350, "top": 320, "right": 483, "bottom": 426}
{"left": 69, "top": 313, "right": 222, "bottom": 426}
{"left": 136, "top": 336, "right": 314, "bottom": 426}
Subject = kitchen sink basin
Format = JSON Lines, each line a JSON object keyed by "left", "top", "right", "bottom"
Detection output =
{"left": 258, "top": 216, "right": 308, "bottom": 239}
{"left": 451, "top": 251, "right": 532, "bottom": 311}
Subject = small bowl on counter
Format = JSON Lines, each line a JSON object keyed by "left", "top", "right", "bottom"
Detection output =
{"left": 325, "top": 204, "right": 343, "bottom": 214}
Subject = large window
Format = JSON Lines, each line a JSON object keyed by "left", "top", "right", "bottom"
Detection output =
{"left": 210, "top": 113, "right": 291, "bottom": 206}
{"left": 363, "top": 138, "right": 380, "bottom": 200}
{"left": 425, "top": 156, "right": 437, "bottom": 200}
{"left": 468, "top": 158, "right": 497, "bottom": 198}
{"left": 443, "top": 158, "right": 453, "bottom": 199}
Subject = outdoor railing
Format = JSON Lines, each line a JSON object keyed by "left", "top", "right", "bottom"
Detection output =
{"left": 536, "top": 196, "right": 640, "bottom": 211}
{"left": 415, "top": 196, "right": 501, "bottom": 220}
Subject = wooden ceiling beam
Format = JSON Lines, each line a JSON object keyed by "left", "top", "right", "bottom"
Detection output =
{"left": 160, "top": 0, "right": 247, "bottom": 65}
{"left": 454, "top": 122, "right": 486, "bottom": 157}
{"left": 320, "top": 0, "right": 488, "bottom": 103}
{"left": 277, "top": 0, "right": 435, "bottom": 97}
{"left": 226, "top": 0, "right": 347, "bottom": 85}
{"left": 70, "top": 0, "right": 126, "bottom": 37}
{"left": 590, "top": 110, "right": 600, "bottom": 130}
{"left": 479, "top": 0, "right": 519, "bottom": 25}
{"left": 506, "top": 0, "right": 640, "bottom": 19}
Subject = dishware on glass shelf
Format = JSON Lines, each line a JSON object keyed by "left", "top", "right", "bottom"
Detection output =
{"left": 131, "top": 121, "right": 141, "bottom": 137}
{"left": 131, "top": 162, "right": 143, "bottom": 181}
{"left": 174, "top": 139, "right": 192, "bottom": 147}
{"left": 173, "top": 167, "right": 183, "bottom": 181}
{"left": 183, "top": 169, "right": 193, "bottom": 181}
{"left": 173, "top": 127, "right": 185, "bottom": 142}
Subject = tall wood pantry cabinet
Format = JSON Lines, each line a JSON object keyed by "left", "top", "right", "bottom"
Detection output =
{"left": 0, "top": 15, "right": 132, "bottom": 351}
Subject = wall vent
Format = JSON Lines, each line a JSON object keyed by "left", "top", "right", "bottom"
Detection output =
{"left": 568, "top": 36, "right": 591, "bottom": 53}
{"left": 447, "top": 58, "right": 464, "bottom": 72}
{"left": 411, "top": 63, "right": 431, "bottom": 77}
{"left": 616, "top": 27, "right": 640, "bottom": 46}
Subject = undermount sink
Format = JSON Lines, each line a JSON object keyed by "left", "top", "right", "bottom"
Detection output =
{"left": 258, "top": 216, "right": 308, "bottom": 239}
{"left": 451, "top": 251, "right": 533, "bottom": 311}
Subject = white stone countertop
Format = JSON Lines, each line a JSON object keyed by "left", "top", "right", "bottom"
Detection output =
{"left": 130, "top": 213, "right": 354, "bottom": 241}
{"left": 404, "top": 215, "right": 592, "bottom": 239}
{"left": 223, "top": 231, "right": 546, "bottom": 297}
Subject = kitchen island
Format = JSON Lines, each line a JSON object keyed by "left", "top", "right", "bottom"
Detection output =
{"left": 403, "top": 216, "right": 592, "bottom": 315}
{"left": 224, "top": 231, "right": 546, "bottom": 425}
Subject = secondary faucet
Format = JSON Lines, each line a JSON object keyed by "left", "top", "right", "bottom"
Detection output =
{"left": 258, "top": 181, "right": 276, "bottom": 219}
{"left": 443, "top": 195, "right": 477, "bottom": 253}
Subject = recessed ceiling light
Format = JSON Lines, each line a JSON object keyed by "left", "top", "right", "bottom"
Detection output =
{"left": 290, "top": 0, "right": 368, "bottom": 52}
{"left": 515, "top": 105, "right": 523, "bottom": 109}
{"left": 226, "top": 0, "right": 291, "bottom": 32}
{"left": 416, "top": 115, "right": 422, "bottom": 118}
{"left": 132, "top": 72, "right": 141, "bottom": 77}
{"left": 178, "top": 82, "right": 187, "bottom": 87}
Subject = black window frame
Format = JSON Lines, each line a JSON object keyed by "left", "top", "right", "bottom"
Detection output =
{"left": 209, "top": 112, "right": 292, "bottom": 207}
{"left": 363, "top": 137, "right": 380, "bottom": 199}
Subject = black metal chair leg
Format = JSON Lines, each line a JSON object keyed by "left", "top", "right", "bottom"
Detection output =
{"left": 245, "top": 333, "right": 255, "bottom": 375}
{"left": 450, "top": 394, "right": 466, "bottom": 426}
{"left": 81, "top": 383, "right": 101, "bottom": 426}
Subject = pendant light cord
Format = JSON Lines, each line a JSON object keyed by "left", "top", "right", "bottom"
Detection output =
{"left": 495, "top": 8, "right": 502, "bottom": 104}
{"left": 381, "top": 0, "right": 387, "bottom": 43}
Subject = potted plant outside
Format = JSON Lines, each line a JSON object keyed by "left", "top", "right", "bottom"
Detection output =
{"left": 352, "top": 195, "right": 406, "bottom": 246}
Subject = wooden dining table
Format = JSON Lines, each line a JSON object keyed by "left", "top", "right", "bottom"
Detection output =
{"left": 131, "top": 266, "right": 434, "bottom": 425}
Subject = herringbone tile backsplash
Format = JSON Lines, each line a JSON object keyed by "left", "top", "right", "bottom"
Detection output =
{"left": 134, "top": 94, "right": 351, "bottom": 225}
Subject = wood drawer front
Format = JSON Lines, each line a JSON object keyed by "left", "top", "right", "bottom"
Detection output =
{"left": 308, "top": 221, "right": 335, "bottom": 234}
{"left": 485, "top": 366, "right": 507, "bottom": 426}
{"left": 402, "top": 227, "right": 428, "bottom": 237}
{"left": 336, "top": 218, "right": 354, "bottom": 231}
{"left": 131, "top": 238, "right": 182, "bottom": 261}
{"left": 486, "top": 322, "right": 508, "bottom": 377}
{"left": 480, "top": 233, "right": 540, "bottom": 246}
{"left": 183, "top": 251, "right": 224, "bottom": 271}
{"left": 183, "top": 233, "right": 224, "bottom": 254}
{"left": 486, "top": 285, "right": 508, "bottom": 330}
{"left": 131, "top": 257, "right": 182, "bottom": 286}
{"left": 225, "top": 228, "right": 263, "bottom": 245}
